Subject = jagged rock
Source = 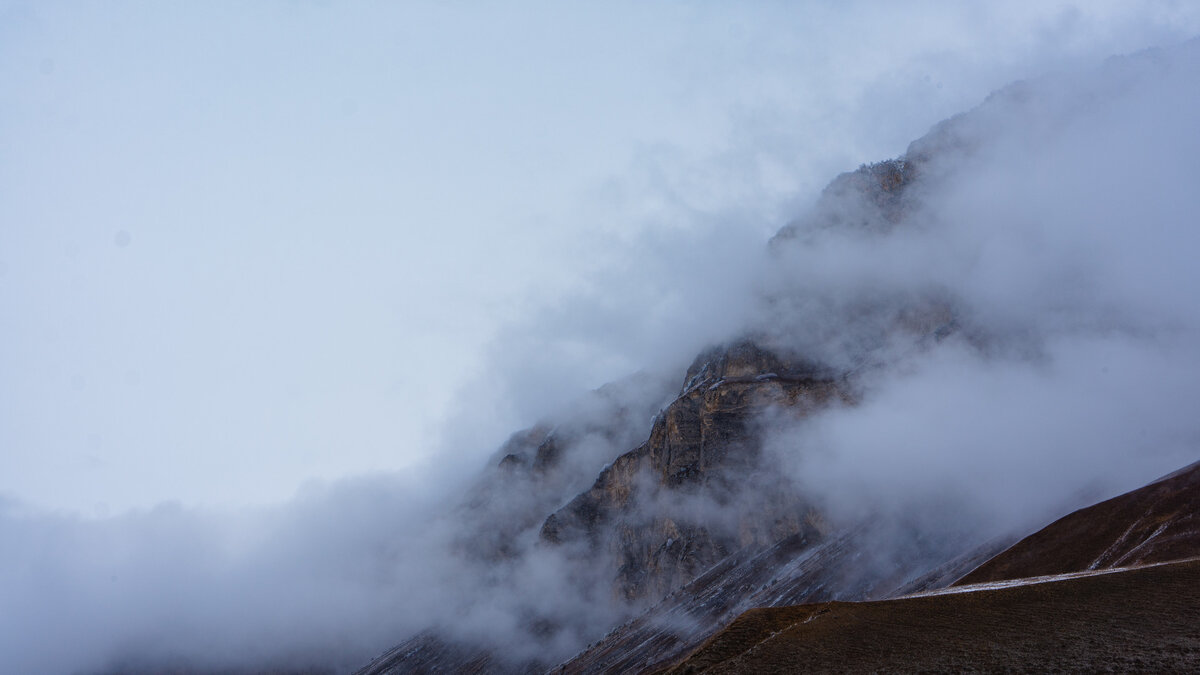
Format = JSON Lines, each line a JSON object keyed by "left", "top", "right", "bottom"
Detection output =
{"left": 491, "top": 424, "right": 552, "bottom": 472}
{"left": 770, "top": 157, "right": 920, "bottom": 245}
{"left": 456, "top": 372, "right": 675, "bottom": 564}
{"left": 537, "top": 337, "right": 851, "bottom": 604}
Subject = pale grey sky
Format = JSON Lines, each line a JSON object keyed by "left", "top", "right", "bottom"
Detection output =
{"left": 3, "top": 1, "right": 1198, "bottom": 514}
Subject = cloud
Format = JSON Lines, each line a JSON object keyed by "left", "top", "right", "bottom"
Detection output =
{"left": 763, "top": 38, "right": 1200, "bottom": 536}
{"left": 0, "top": 478, "right": 444, "bottom": 674}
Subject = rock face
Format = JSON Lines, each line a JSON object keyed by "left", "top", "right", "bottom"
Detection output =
{"left": 453, "top": 370, "right": 677, "bottom": 566}
{"left": 769, "top": 158, "right": 919, "bottom": 245}
{"left": 540, "top": 340, "right": 848, "bottom": 604}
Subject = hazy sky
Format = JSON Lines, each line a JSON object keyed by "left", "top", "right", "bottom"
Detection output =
{"left": 4, "top": 1, "right": 1200, "bottom": 515}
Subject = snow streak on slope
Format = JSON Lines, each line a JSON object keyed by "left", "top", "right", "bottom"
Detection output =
{"left": 906, "top": 559, "right": 1199, "bottom": 598}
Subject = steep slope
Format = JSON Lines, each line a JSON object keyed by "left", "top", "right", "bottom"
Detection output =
{"left": 552, "top": 527, "right": 1008, "bottom": 675}
{"left": 956, "top": 460, "right": 1200, "bottom": 584}
{"left": 357, "top": 344, "right": 859, "bottom": 675}
{"left": 355, "top": 631, "right": 504, "bottom": 675}
{"left": 663, "top": 457, "right": 1200, "bottom": 674}
{"left": 666, "top": 557, "right": 1200, "bottom": 674}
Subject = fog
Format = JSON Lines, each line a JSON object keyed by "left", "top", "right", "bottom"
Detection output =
{"left": 763, "top": 47, "right": 1200, "bottom": 534}
{"left": 3, "top": 2, "right": 1200, "bottom": 674}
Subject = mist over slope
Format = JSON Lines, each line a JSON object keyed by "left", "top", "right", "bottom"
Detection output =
{"left": 666, "top": 463, "right": 1200, "bottom": 673}
{"left": 761, "top": 40, "right": 1200, "bottom": 532}
{"left": 4, "top": 26, "right": 1200, "bottom": 675}
{"left": 375, "top": 38, "right": 1200, "bottom": 674}
{"left": 667, "top": 558, "right": 1200, "bottom": 673}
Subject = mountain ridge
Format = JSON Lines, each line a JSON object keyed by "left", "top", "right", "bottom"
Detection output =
{"left": 354, "top": 39, "right": 1200, "bottom": 675}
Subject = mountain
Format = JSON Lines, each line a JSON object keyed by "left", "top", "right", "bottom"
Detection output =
{"left": 355, "top": 40, "right": 1200, "bottom": 675}
{"left": 357, "top": 159, "right": 963, "bottom": 675}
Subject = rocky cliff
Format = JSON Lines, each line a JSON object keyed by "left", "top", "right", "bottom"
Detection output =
{"left": 539, "top": 341, "right": 845, "bottom": 603}
{"left": 358, "top": 142, "right": 963, "bottom": 675}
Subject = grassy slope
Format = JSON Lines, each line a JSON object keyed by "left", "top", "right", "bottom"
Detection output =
{"left": 667, "top": 558, "right": 1200, "bottom": 674}
{"left": 955, "top": 461, "right": 1200, "bottom": 585}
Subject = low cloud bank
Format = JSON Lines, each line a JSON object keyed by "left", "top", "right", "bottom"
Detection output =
{"left": 0, "top": 478, "right": 435, "bottom": 674}
{"left": 0, "top": 376, "right": 673, "bottom": 674}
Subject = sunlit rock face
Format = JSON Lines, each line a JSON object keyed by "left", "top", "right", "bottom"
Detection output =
{"left": 539, "top": 338, "right": 847, "bottom": 604}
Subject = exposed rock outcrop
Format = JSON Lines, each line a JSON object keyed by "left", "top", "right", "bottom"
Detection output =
{"left": 539, "top": 339, "right": 849, "bottom": 604}
{"left": 770, "top": 158, "right": 920, "bottom": 245}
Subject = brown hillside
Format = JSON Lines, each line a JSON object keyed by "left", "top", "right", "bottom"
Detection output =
{"left": 667, "top": 558, "right": 1200, "bottom": 674}
{"left": 956, "top": 460, "right": 1200, "bottom": 585}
